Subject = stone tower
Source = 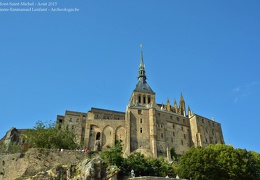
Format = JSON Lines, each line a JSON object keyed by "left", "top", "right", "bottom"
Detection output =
{"left": 125, "top": 45, "right": 158, "bottom": 157}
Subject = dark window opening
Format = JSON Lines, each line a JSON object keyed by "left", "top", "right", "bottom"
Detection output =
{"left": 161, "top": 133, "right": 164, "bottom": 138}
{"left": 148, "top": 96, "right": 151, "bottom": 103}
{"left": 138, "top": 95, "right": 141, "bottom": 103}
{"left": 143, "top": 96, "right": 146, "bottom": 104}
{"left": 96, "top": 132, "right": 101, "bottom": 140}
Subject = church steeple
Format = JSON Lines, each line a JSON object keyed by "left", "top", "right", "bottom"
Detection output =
{"left": 138, "top": 44, "right": 146, "bottom": 82}
{"left": 128, "top": 45, "right": 155, "bottom": 107}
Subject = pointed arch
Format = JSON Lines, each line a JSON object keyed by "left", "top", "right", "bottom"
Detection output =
{"left": 115, "top": 126, "right": 126, "bottom": 151}
{"left": 102, "top": 126, "right": 113, "bottom": 149}
{"left": 88, "top": 125, "right": 101, "bottom": 151}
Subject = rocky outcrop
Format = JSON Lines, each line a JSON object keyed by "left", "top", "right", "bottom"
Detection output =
{"left": 0, "top": 148, "right": 119, "bottom": 180}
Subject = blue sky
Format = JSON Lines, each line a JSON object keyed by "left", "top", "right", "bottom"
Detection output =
{"left": 1, "top": 1, "right": 260, "bottom": 152}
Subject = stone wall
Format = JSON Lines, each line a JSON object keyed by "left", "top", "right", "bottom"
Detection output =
{"left": 189, "top": 114, "right": 225, "bottom": 148}
{"left": 0, "top": 148, "right": 87, "bottom": 180}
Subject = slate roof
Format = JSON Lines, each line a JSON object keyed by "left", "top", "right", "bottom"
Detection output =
{"left": 134, "top": 78, "right": 155, "bottom": 94}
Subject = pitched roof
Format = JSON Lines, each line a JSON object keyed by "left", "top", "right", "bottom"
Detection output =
{"left": 134, "top": 80, "right": 155, "bottom": 94}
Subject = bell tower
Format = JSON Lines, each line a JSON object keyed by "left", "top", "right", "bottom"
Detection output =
{"left": 129, "top": 45, "right": 155, "bottom": 107}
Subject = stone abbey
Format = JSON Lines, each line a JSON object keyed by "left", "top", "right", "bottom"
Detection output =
{"left": 56, "top": 48, "right": 225, "bottom": 159}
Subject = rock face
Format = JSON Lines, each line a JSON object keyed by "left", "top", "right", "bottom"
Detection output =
{"left": 0, "top": 148, "right": 118, "bottom": 180}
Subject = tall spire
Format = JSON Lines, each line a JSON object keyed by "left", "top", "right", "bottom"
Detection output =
{"left": 133, "top": 44, "right": 154, "bottom": 94}
{"left": 180, "top": 93, "right": 184, "bottom": 101}
{"left": 138, "top": 44, "right": 146, "bottom": 82}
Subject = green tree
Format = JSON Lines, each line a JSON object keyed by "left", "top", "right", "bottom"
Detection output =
{"left": 178, "top": 144, "right": 260, "bottom": 180}
{"left": 147, "top": 157, "right": 176, "bottom": 177}
{"left": 170, "top": 148, "right": 179, "bottom": 161}
{"left": 246, "top": 151, "right": 260, "bottom": 179}
{"left": 119, "top": 152, "right": 176, "bottom": 177}
{"left": 123, "top": 152, "right": 149, "bottom": 176}
{"left": 100, "top": 140, "right": 124, "bottom": 166}
{"left": 100, "top": 141, "right": 176, "bottom": 178}
{"left": 25, "top": 120, "right": 78, "bottom": 150}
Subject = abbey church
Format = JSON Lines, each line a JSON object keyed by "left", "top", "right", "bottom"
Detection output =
{"left": 56, "top": 48, "right": 225, "bottom": 159}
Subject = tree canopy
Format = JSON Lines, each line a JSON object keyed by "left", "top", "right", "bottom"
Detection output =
{"left": 178, "top": 144, "right": 260, "bottom": 180}
{"left": 100, "top": 141, "right": 176, "bottom": 178}
{"left": 25, "top": 120, "right": 78, "bottom": 150}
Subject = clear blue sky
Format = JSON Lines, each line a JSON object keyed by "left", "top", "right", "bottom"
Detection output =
{"left": 1, "top": 1, "right": 260, "bottom": 153}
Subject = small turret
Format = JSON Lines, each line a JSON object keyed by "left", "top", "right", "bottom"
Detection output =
{"left": 174, "top": 99, "right": 178, "bottom": 113}
{"left": 166, "top": 98, "right": 171, "bottom": 111}
{"left": 179, "top": 93, "right": 186, "bottom": 116}
{"left": 188, "top": 105, "right": 194, "bottom": 117}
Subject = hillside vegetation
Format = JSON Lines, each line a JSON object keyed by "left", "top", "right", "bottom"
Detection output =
{"left": 1, "top": 121, "right": 260, "bottom": 180}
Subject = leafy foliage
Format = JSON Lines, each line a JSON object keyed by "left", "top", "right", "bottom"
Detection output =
{"left": 122, "top": 152, "right": 149, "bottom": 176}
{"left": 170, "top": 148, "right": 179, "bottom": 161}
{"left": 100, "top": 141, "right": 176, "bottom": 177}
{"left": 121, "top": 152, "right": 176, "bottom": 177}
{"left": 100, "top": 140, "right": 124, "bottom": 166}
{"left": 178, "top": 144, "right": 260, "bottom": 180}
{"left": 25, "top": 120, "right": 78, "bottom": 149}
